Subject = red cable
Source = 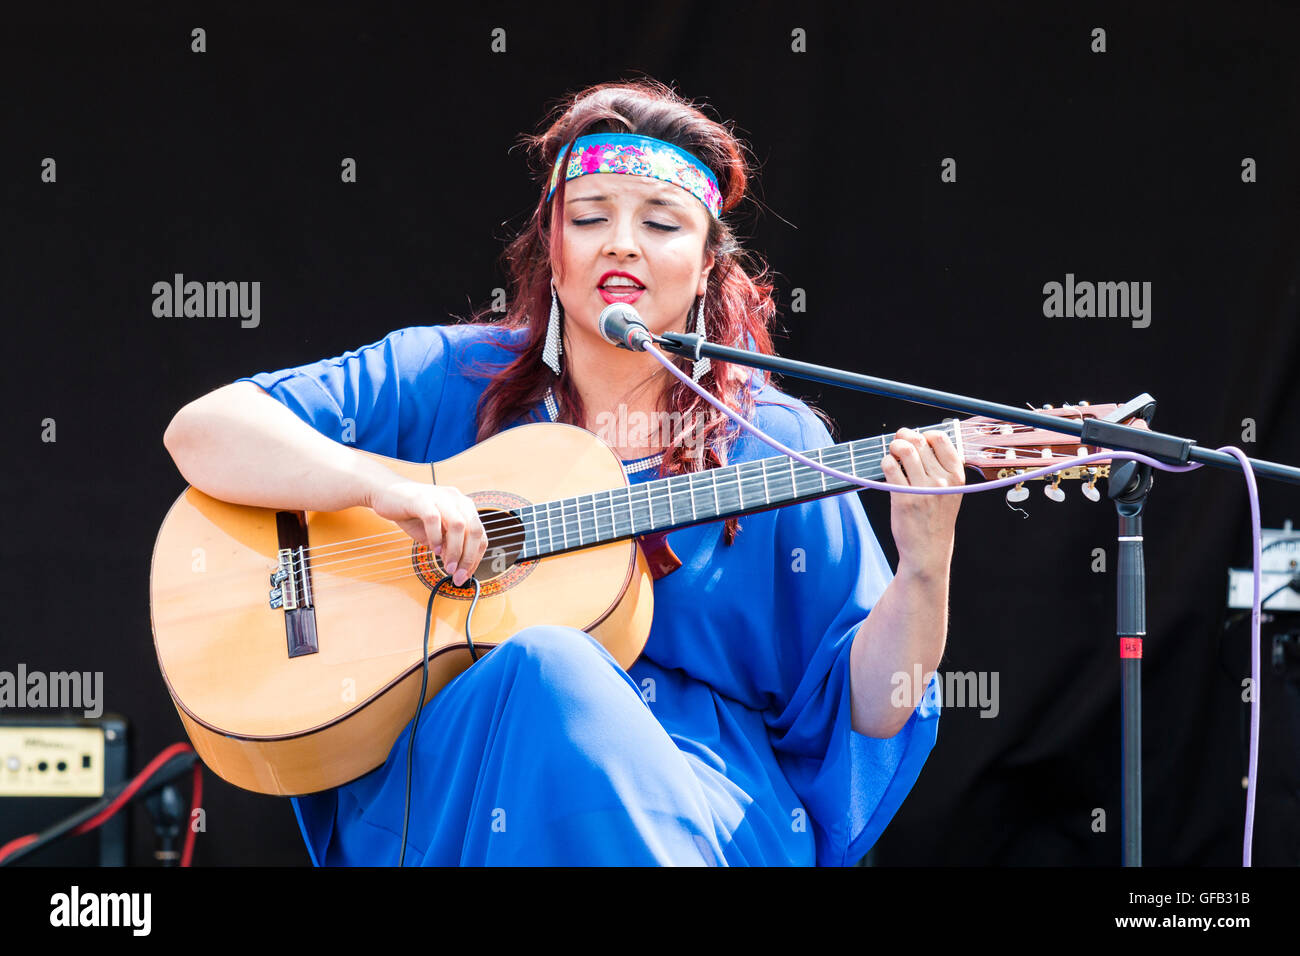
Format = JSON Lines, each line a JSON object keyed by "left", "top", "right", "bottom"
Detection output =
{"left": 0, "top": 742, "right": 199, "bottom": 866}
{"left": 181, "top": 761, "right": 203, "bottom": 867}
{"left": 69, "top": 742, "right": 194, "bottom": 837}
{"left": 0, "top": 833, "right": 39, "bottom": 864}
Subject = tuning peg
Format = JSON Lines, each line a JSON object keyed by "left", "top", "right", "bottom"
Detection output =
{"left": 1006, "top": 481, "right": 1029, "bottom": 503}
{"left": 1042, "top": 403, "right": 1054, "bottom": 410}
{"left": 1044, "top": 475, "right": 1065, "bottom": 502}
{"left": 1081, "top": 468, "right": 1101, "bottom": 502}
{"left": 1078, "top": 400, "right": 1090, "bottom": 407}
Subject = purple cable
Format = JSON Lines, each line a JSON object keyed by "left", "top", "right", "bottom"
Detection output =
{"left": 1220, "top": 448, "right": 1262, "bottom": 866}
{"left": 645, "top": 342, "right": 1265, "bottom": 866}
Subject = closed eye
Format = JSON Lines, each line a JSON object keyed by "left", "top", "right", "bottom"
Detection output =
{"left": 572, "top": 217, "right": 679, "bottom": 232}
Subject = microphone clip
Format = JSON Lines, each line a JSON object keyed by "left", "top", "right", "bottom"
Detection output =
{"left": 672, "top": 332, "right": 707, "bottom": 362}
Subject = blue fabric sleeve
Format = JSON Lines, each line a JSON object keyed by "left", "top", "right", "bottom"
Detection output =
{"left": 290, "top": 795, "right": 326, "bottom": 866}
{"left": 233, "top": 326, "right": 450, "bottom": 461}
{"left": 764, "top": 407, "right": 942, "bottom": 865}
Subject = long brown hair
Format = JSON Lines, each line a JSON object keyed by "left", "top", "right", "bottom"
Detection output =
{"left": 457, "top": 78, "right": 797, "bottom": 545}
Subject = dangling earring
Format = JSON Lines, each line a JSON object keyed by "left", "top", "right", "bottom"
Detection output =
{"left": 692, "top": 294, "right": 711, "bottom": 383}
{"left": 542, "top": 279, "right": 562, "bottom": 375}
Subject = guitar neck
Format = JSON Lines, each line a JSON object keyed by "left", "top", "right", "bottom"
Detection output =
{"left": 517, "top": 419, "right": 960, "bottom": 559}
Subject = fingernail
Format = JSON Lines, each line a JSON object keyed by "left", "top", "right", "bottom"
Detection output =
{"left": 446, "top": 562, "right": 457, "bottom": 575}
{"left": 454, "top": 570, "right": 468, "bottom": 586}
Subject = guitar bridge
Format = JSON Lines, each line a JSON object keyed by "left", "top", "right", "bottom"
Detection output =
{"left": 268, "top": 512, "right": 318, "bottom": 658}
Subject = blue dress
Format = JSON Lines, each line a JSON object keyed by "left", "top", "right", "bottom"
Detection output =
{"left": 236, "top": 322, "right": 941, "bottom": 865}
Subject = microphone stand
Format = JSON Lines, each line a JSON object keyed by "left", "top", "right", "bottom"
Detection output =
{"left": 650, "top": 329, "right": 1300, "bottom": 866}
{"left": 655, "top": 331, "right": 1300, "bottom": 485}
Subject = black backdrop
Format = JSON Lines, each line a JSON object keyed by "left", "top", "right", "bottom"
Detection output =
{"left": 3, "top": 1, "right": 1298, "bottom": 867}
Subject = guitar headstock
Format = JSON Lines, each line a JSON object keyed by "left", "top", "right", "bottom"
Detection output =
{"left": 957, "top": 401, "right": 1148, "bottom": 503}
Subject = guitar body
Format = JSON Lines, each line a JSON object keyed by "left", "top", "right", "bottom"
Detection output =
{"left": 150, "top": 423, "right": 655, "bottom": 796}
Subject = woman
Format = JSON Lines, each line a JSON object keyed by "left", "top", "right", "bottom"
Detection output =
{"left": 163, "top": 78, "right": 962, "bottom": 866}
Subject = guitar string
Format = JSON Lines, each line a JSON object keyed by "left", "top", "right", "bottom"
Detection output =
{"left": 289, "top": 432, "right": 908, "bottom": 563}
{"left": 286, "top": 421, "right": 1071, "bottom": 563}
{"left": 288, "top": 430, "right": 1101, "bottom": 580}
{"left": 286, "top": 420, "right": 1060, "bottom": 559}
{"left": 301, "top": 445, "right": 1105, "bottom": 591}
{"left": 306, "top": 460, "right": 863, "bottom": 584}
{"left": 297, "top": 436, "right": 1093, "bottom": 572}
{"left": 292, "top": 436, "right": 957, "bottom": 573}
{"left": 306, "top": 479, "right": 1111, "bottom": 591}
{"left": 303, "top": 465, "right": 892, "bottom": 585}
{"left": 305, "top": 468, "right": 1094, "bottom": 594}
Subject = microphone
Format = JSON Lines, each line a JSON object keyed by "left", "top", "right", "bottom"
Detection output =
{"left": 598, "top": 303, "right": 655, "bottom": 352}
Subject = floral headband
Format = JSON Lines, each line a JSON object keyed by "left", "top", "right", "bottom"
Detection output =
{"left": 546, "top": 132, "right": 723, "bottom": 219}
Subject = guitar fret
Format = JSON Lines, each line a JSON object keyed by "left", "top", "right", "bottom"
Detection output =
{"left": 771, "top": 454, "right": 792, "bottom": 501}
{"left": 825, "top": 446, "right": 843, "bottom": 483}
{"left": 711, "top": 470, "right": 720, "bottom": 516}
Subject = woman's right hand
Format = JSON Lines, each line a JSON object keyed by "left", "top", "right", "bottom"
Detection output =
{"left": 368, "top": 480, "right": 487, "bottom": 586}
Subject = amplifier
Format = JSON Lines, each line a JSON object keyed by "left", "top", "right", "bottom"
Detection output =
{"left": 0, "top": 713, "right": 129, "bottom": 866}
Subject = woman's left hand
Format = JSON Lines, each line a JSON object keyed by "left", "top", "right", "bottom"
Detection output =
{"left": 879, "top": 427, "right": 965, "bottom": 581}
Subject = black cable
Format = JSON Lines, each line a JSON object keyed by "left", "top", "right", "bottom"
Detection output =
{"left": 1222, "top": 574, "right": 1300, "bottom": 631}
{"left": 0, "top": 752, "right": 196, "bottom": 866}
{"left": 1219, "top": 537, "right": 1300, "bottom": 632}
{"left": 1262, "top": 536, "right": 1300, "bottom": 554}
{"left": 1262, "top": 576, "right": 1300, "bottom": 605}
{"left": 398, "top": 572, "right": 482, "bottom": 867}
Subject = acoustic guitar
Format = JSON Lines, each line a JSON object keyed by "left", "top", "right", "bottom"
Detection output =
{"left": 151, "top": 402, "right": 1137, "bottom": 795}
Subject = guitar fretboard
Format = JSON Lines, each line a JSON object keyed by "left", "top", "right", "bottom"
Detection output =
{"left": 516, "top": 420, "right": 959, "bottom": 559}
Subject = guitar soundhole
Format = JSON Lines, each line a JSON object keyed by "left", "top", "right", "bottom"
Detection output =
{"left": 410, "top": 492, "right": 538, "bottom": 599}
